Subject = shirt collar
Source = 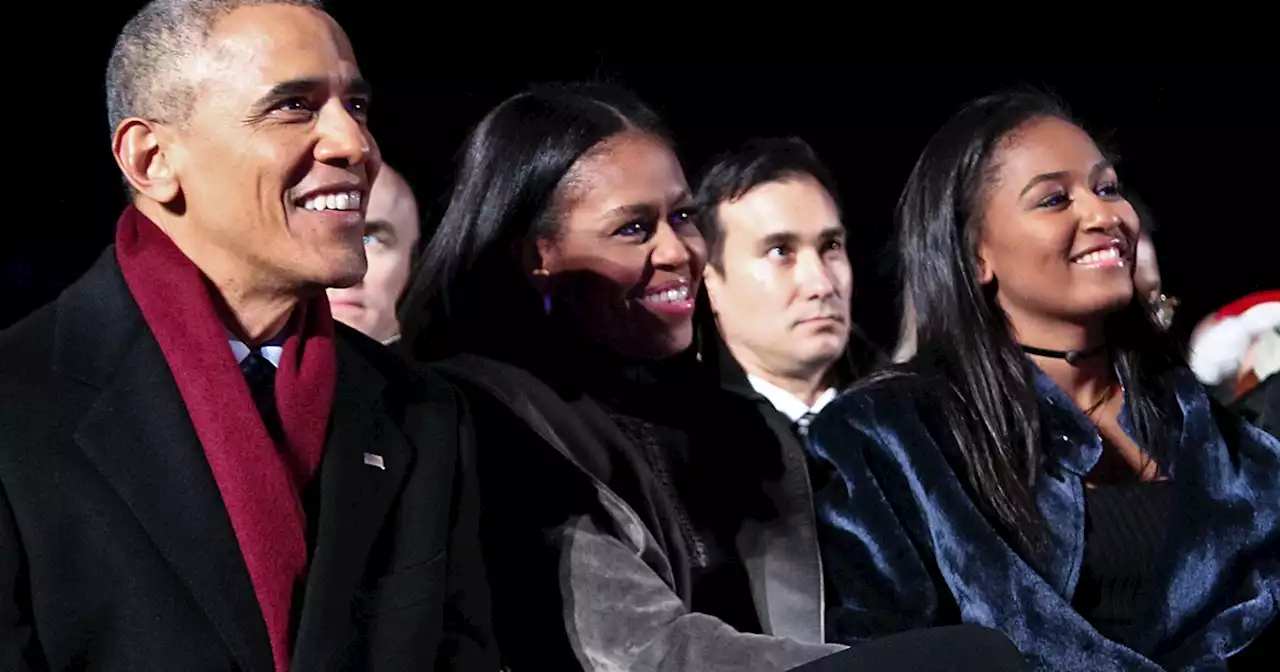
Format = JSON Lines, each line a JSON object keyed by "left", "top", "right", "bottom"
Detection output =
{"left": 746, "top": 373, "right": 838, "bottom": 422}
{"left": 227, "top": 331, "right": 286, "bottom": 368}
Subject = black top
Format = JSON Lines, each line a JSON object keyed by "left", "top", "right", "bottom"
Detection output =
{"left": 1234, "top": 371, "right": 1279, "bottom": 440}
{"left": 1072, "top": 480, "right": 1176, "bottom": 646}
{"left": 578, "top": 347, "right": 763, "bottom": 634}
{"left": 466, "top": 312, "right": 767, "bottom": 634}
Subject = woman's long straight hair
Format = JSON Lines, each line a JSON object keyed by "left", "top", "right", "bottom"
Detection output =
{"left": 398, "top": 83, "right": 670, "bottom": 362}
{"left": 886, "top": 89, "right": 1183, "bottom": 550}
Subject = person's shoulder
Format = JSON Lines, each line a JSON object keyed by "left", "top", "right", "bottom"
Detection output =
{"left": 0, "top": 293, "right": 95, "bottom": 465}
{"left": 826, "top": 368, "right": 943, "bottom": 422}
{"left": 808, "top": 367, "right": 955, "bottom": 464}
{"left": 427, "top": 352, "right": 541, "bottom": 385}
{"left": 425, "top": 353, "right": 568, "bottom": 412}
{"left": 1175, "top": 362, "right": 1280, "bottom": 457}
{"left": 334, "top": 323, "right": 460, "bottom": 407}
{"left": 1, "top": 248, "right": 139, "bottom": 380}
{"left": 1, "top": 256, "right": 115, "bottom": 373}
{"left": 0, "top": 302, "right": 61, "bottom": 431}
{"left": 0, "top": 300, "right": 57, "bottom": 369}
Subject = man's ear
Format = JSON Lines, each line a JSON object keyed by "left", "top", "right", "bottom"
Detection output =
{"left": 112, "top": 118, "right": 181, "bottom": 204}
{"left": 702, "top": 262, "right": 723, "bottom": 315}
{"left": 533, "top": 236, "right": 560, "bottom": 275}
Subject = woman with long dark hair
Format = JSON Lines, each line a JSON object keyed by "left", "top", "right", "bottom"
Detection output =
{"left": 806, "top": 90, "right": 1280, "bottom": 670}
{"left": 398, "top": 82, "right": 848, "bottom": 671}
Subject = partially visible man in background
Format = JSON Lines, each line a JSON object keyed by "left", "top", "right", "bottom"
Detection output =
{"left": 327, "top": 163, "right": 421, "bottom": 344}
{"left": 692, "top": 137, "right": 881, "bottom": 645}
{"left": 697, "top": 137, "right": 879, "bottom": 436}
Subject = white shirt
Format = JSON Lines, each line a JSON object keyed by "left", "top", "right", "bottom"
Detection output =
{"left": 746, "top": 373, "right": 837, "bottom": 423}
{"left": 228, "top": 338, "right": 283, "bottom": 368}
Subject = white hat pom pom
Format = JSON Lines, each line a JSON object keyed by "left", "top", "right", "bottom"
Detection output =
{"left": 1189, "top": 302, "right": 1280, "bottom": 385}
{"left": 1190, "top": 317, "right": 1254, "bottom": 385}
{"left": 1253, "top": 328, "right": 1280, "bottom": 381}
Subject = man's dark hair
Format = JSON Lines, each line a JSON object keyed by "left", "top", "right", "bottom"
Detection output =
{"left": 105, "top": 0, "right": 326, "bottom": 197}
{"left": 105, "top": 0, "right": 325, "bottom": 135}
{"left": 693, "top": 137, "right": 841, "bottom": 271}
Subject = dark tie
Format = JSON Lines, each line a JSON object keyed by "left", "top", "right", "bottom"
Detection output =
{"left": 794, "top": 411, "right": 817, "bottom": 439}
{"left": 240, "top": 349, "right": 283, "bottom": 442}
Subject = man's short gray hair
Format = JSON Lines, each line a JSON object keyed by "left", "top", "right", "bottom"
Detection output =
{"left": 105, "top": 0, "right": 325, "bottom": 135}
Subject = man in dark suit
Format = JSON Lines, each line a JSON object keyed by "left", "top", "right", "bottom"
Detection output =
{"left": 693, "top": 137, "right": 883, "bottom": 642}
{"left": 0, "top": 1, "right": 494, "bottom": 670}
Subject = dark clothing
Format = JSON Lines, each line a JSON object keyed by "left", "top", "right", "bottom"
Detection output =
{"left": 431, "top": 316, "right": 1025, "bottom": 671}
{"left": 700, "top": 323, "right": 888, "bottom": 641}
{"left": 434, "top": 351, "right": 845, "bottom": 672}
{"left": 789, "top": 625, "right": 1030, "bottom": 672}
{"left": 239, "top": 349, "right": 284, "bottom": 441}
{"left": 807, "top": 364, "right": 1280, "bottom": 670}
{"left": 570, "top": 349, "right": 765, "bottom": 634}
{"left": 1234, "top": 373, "right": 1279, "bottom": 439}
{"left": 1071, "top": 481, "right": 1177, "bottom": 647}
{"left": 0, "top": 249, "right": 496, "bottom": 671}
{"left": 602, "top": 400, "right": 761, "bottom": 634}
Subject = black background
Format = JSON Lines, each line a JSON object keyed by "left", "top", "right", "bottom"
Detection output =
{"left": 4, "top": 3, "right": 1274, "bottom": 348}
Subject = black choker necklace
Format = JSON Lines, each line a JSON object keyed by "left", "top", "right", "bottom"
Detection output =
{"left": 1019, "top": 343, "right": 1107, "bottom": 366}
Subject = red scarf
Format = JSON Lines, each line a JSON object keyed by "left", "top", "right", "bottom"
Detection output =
{"left": 115, "top": 206, "right": 336, "bottom": 672}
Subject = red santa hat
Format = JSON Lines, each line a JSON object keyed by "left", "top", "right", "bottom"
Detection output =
{"left": 1188, "top": 290, "right": 1280, "bottom": 385}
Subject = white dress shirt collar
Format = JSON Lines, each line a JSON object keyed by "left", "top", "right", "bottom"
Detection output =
{"left": 228, "top": 336, "right": 284, "bottom": 368}
{"left": 746, "top": 374, "right": 837, "bottom": 423}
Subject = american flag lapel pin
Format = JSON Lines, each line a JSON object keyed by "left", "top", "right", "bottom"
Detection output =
{"left": 363, "top": 452, "right": 386, "bottom": 470}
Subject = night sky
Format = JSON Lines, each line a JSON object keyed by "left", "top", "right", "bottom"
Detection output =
{"left": 5, "top": 3, "right": 1273, "bottom": 349}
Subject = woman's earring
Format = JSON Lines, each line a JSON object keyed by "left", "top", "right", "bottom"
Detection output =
{"left": 1151, "top": 293, "right": 1179, "bottom": 331}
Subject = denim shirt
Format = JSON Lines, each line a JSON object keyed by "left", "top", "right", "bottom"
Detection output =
{"left": 806, "top": 365, "right": 1280, "bottom": 671}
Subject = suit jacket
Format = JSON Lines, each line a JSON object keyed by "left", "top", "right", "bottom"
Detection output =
{"left": 705, "top": 343, "right": 831, "bottom": 643}
{"left": 0, "top": 249, "right": 497, "bottom": 671}
{"left": 806, "top": 365, "right": 1280, "bottom": 670}
{"left": 701, "top": 325, "right": 888, "bottom": 643}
